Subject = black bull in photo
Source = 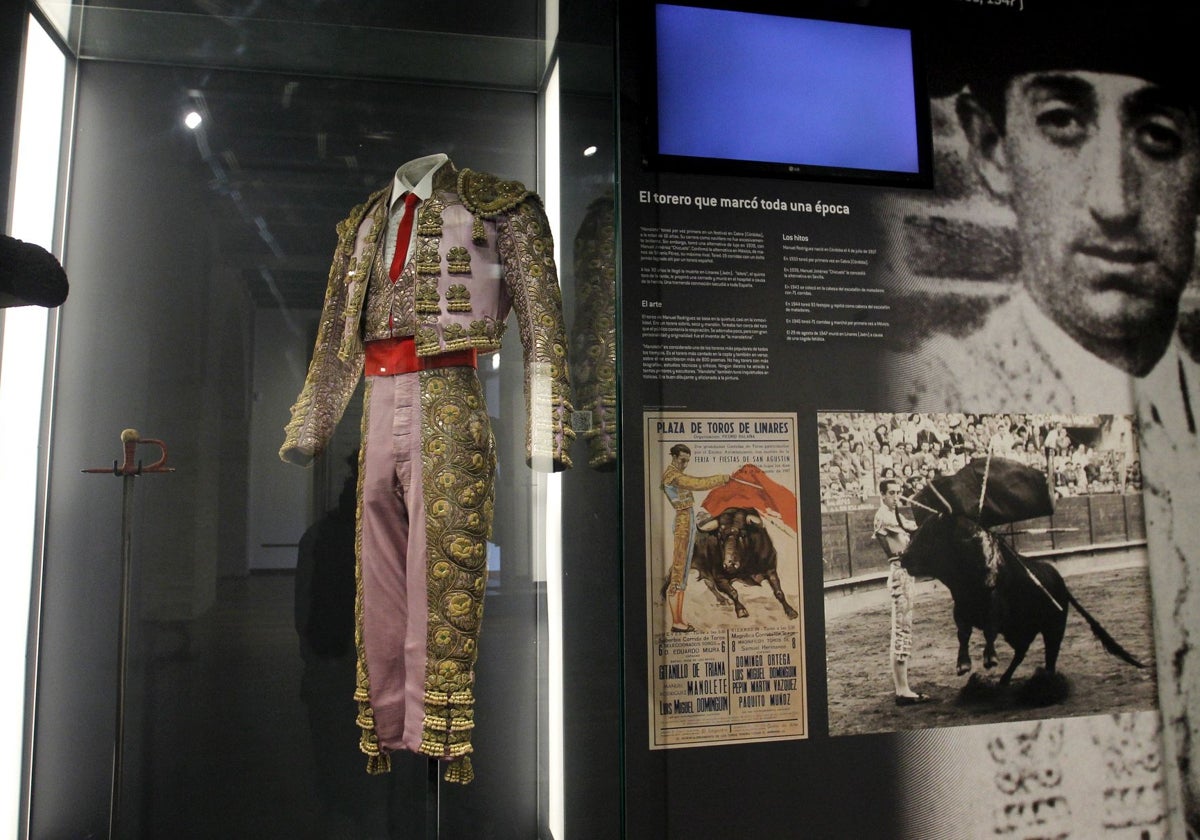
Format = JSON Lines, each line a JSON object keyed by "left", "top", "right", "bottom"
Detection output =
{"left": 899, "top": 457, "right": 1144, "bottom": 685}
{"left": 662, "top": 507, "right": 799, "bottom": 621}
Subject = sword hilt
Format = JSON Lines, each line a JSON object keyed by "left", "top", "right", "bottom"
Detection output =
{"left": 82, "top": 429, "right": 175, "bottom": 476}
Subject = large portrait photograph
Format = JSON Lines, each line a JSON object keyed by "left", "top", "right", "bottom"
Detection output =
{"left": 872, "top": 2, "right": 1200, "bottom": 833}
{"left": 878, "top": 0, "right": 1200, "bottom": 419}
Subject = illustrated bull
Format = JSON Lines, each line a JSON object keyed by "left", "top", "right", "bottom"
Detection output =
{"left": 900, "top": 512, "right": 1144, "bottom": 685}
{"left": 687, "top": 507, "right": 798, "bottom": 621}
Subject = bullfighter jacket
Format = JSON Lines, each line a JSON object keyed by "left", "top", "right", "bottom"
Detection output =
{"left": 281, "top": 159, "right": 574, "bottom": 470}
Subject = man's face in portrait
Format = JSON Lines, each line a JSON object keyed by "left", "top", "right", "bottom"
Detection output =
{"left": 672, "top": 449, "right": 691, "bottom": 472}
{"left": 978, "top": 70, "right": 1200, "bottom": 375}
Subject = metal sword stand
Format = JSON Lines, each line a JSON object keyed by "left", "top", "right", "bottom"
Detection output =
{"left": 82, "top": 429, "right": 174, "bottom": 839}
{"left": 427, "top": 757, "right": 440, "bottom": 839}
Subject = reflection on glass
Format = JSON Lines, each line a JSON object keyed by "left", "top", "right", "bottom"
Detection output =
{"left": 569, "top": 191, "right": 617, "bottom": 470}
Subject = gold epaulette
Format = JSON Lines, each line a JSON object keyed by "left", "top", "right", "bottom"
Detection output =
{"left": 336, "top": 185, "right": 389, "bottom": 257}
{"left": 457, "top": 168, "right": 532, "bottom": 218}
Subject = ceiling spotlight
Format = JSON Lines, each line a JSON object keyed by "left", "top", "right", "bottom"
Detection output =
{"left": 183, "top": 111, "right": 203, "bottom": 130}
{"left": 583, "top": 145, "right": 598, "bottom": 157}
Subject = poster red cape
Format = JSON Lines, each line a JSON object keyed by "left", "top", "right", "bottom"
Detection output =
{"left": 644, "top": 410, "right": 807, "bottom": 749}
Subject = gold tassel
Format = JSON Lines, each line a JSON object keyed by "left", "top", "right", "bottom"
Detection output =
{"left": 443, "top": 755, "right": 474, "bottom": 784}
{"left": 472, "top": 215, "right": 487, "bottom": 244}
{"left": 366, "top": 753, "right": 392, "bottom": 775}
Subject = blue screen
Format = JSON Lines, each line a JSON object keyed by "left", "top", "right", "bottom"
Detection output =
{"left": 655, "top": 4, "right": 921, "bottom": 174}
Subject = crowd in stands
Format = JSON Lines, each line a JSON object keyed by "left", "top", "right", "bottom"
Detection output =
{"left": 818, "top": 412, "right": 1141, "bottom": 511}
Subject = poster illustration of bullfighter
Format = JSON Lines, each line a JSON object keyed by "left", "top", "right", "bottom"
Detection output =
{"left": 644, "top": 411, "right": 807, "bottom": 749}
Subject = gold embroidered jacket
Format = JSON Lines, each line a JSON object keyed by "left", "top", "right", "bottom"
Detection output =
{"left": 280, "top": 163, "right": 574, "bottom": 469}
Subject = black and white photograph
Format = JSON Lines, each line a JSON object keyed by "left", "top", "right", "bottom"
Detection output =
{"left": 878, "top": 0, "right": 1200, "bottom": 418}
{"left": 820, "top": 411, "right": 1157, "bottom": 738}
{"left": 869, "top": 2, "right": 1200, "bottom": 832}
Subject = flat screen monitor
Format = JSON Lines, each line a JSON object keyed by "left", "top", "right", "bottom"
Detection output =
{"left": 647, "top": 2, "right": 933, "bottom": 188}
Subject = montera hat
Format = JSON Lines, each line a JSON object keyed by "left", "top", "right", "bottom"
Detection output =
{"left": 923, "top": 0, "right": 1196, "bottom": 105}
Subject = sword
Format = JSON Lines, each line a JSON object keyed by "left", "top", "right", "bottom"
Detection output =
{"left": 898, "top": 494, "right": 940, "bottom": 515}
{"left": 83, "top": 429, "right": 174, "bottom": 839}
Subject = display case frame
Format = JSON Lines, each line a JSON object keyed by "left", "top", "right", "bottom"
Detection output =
{"left": 4, "top": 2, "right": 621, "bottom": 837}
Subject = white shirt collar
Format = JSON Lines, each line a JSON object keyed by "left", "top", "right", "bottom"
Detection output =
{"left": 1011, "top": 288, "right": 1136, "bottom": 415}
{"left": 390, "top": 153, "right": 449, "bottom": 211}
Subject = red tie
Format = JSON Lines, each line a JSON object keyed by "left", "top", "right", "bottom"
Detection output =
{"left": 388, "top": 192, "right": 420, "bottom": 282}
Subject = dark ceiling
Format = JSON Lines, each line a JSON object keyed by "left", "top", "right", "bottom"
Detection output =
{"left": 177, "top": 70, "right": 558, "bottom": 310}
{"left": 43, "top": 0, "right": 615, "bottom": 309}
{"left": 77, "top": 0, "right": 544, "bottom": 39}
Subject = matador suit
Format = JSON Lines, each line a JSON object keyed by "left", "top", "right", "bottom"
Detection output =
{"left": 660, "top": 465, "right": 728, "bottom": 592}
{"left": 281, "top": 154, "right": 573, "bottom": 783}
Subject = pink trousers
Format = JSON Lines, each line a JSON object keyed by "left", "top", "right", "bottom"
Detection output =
{"left": 359, "top": 365, "right": 495, "bottom": 769}
{"left": 360, "top": 372, "right": 428, "bottom": 752}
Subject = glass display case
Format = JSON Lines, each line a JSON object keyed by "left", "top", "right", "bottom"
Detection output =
{"left": 3, "top": 1, "right": 620, "bottom": 836}
{"left": 15, "top": 2, "right": 1193, "bottom": 838}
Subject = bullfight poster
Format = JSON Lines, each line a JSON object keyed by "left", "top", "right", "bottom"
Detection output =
{"left": 644, "top": 410, "right": 807, "bottom": 748}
